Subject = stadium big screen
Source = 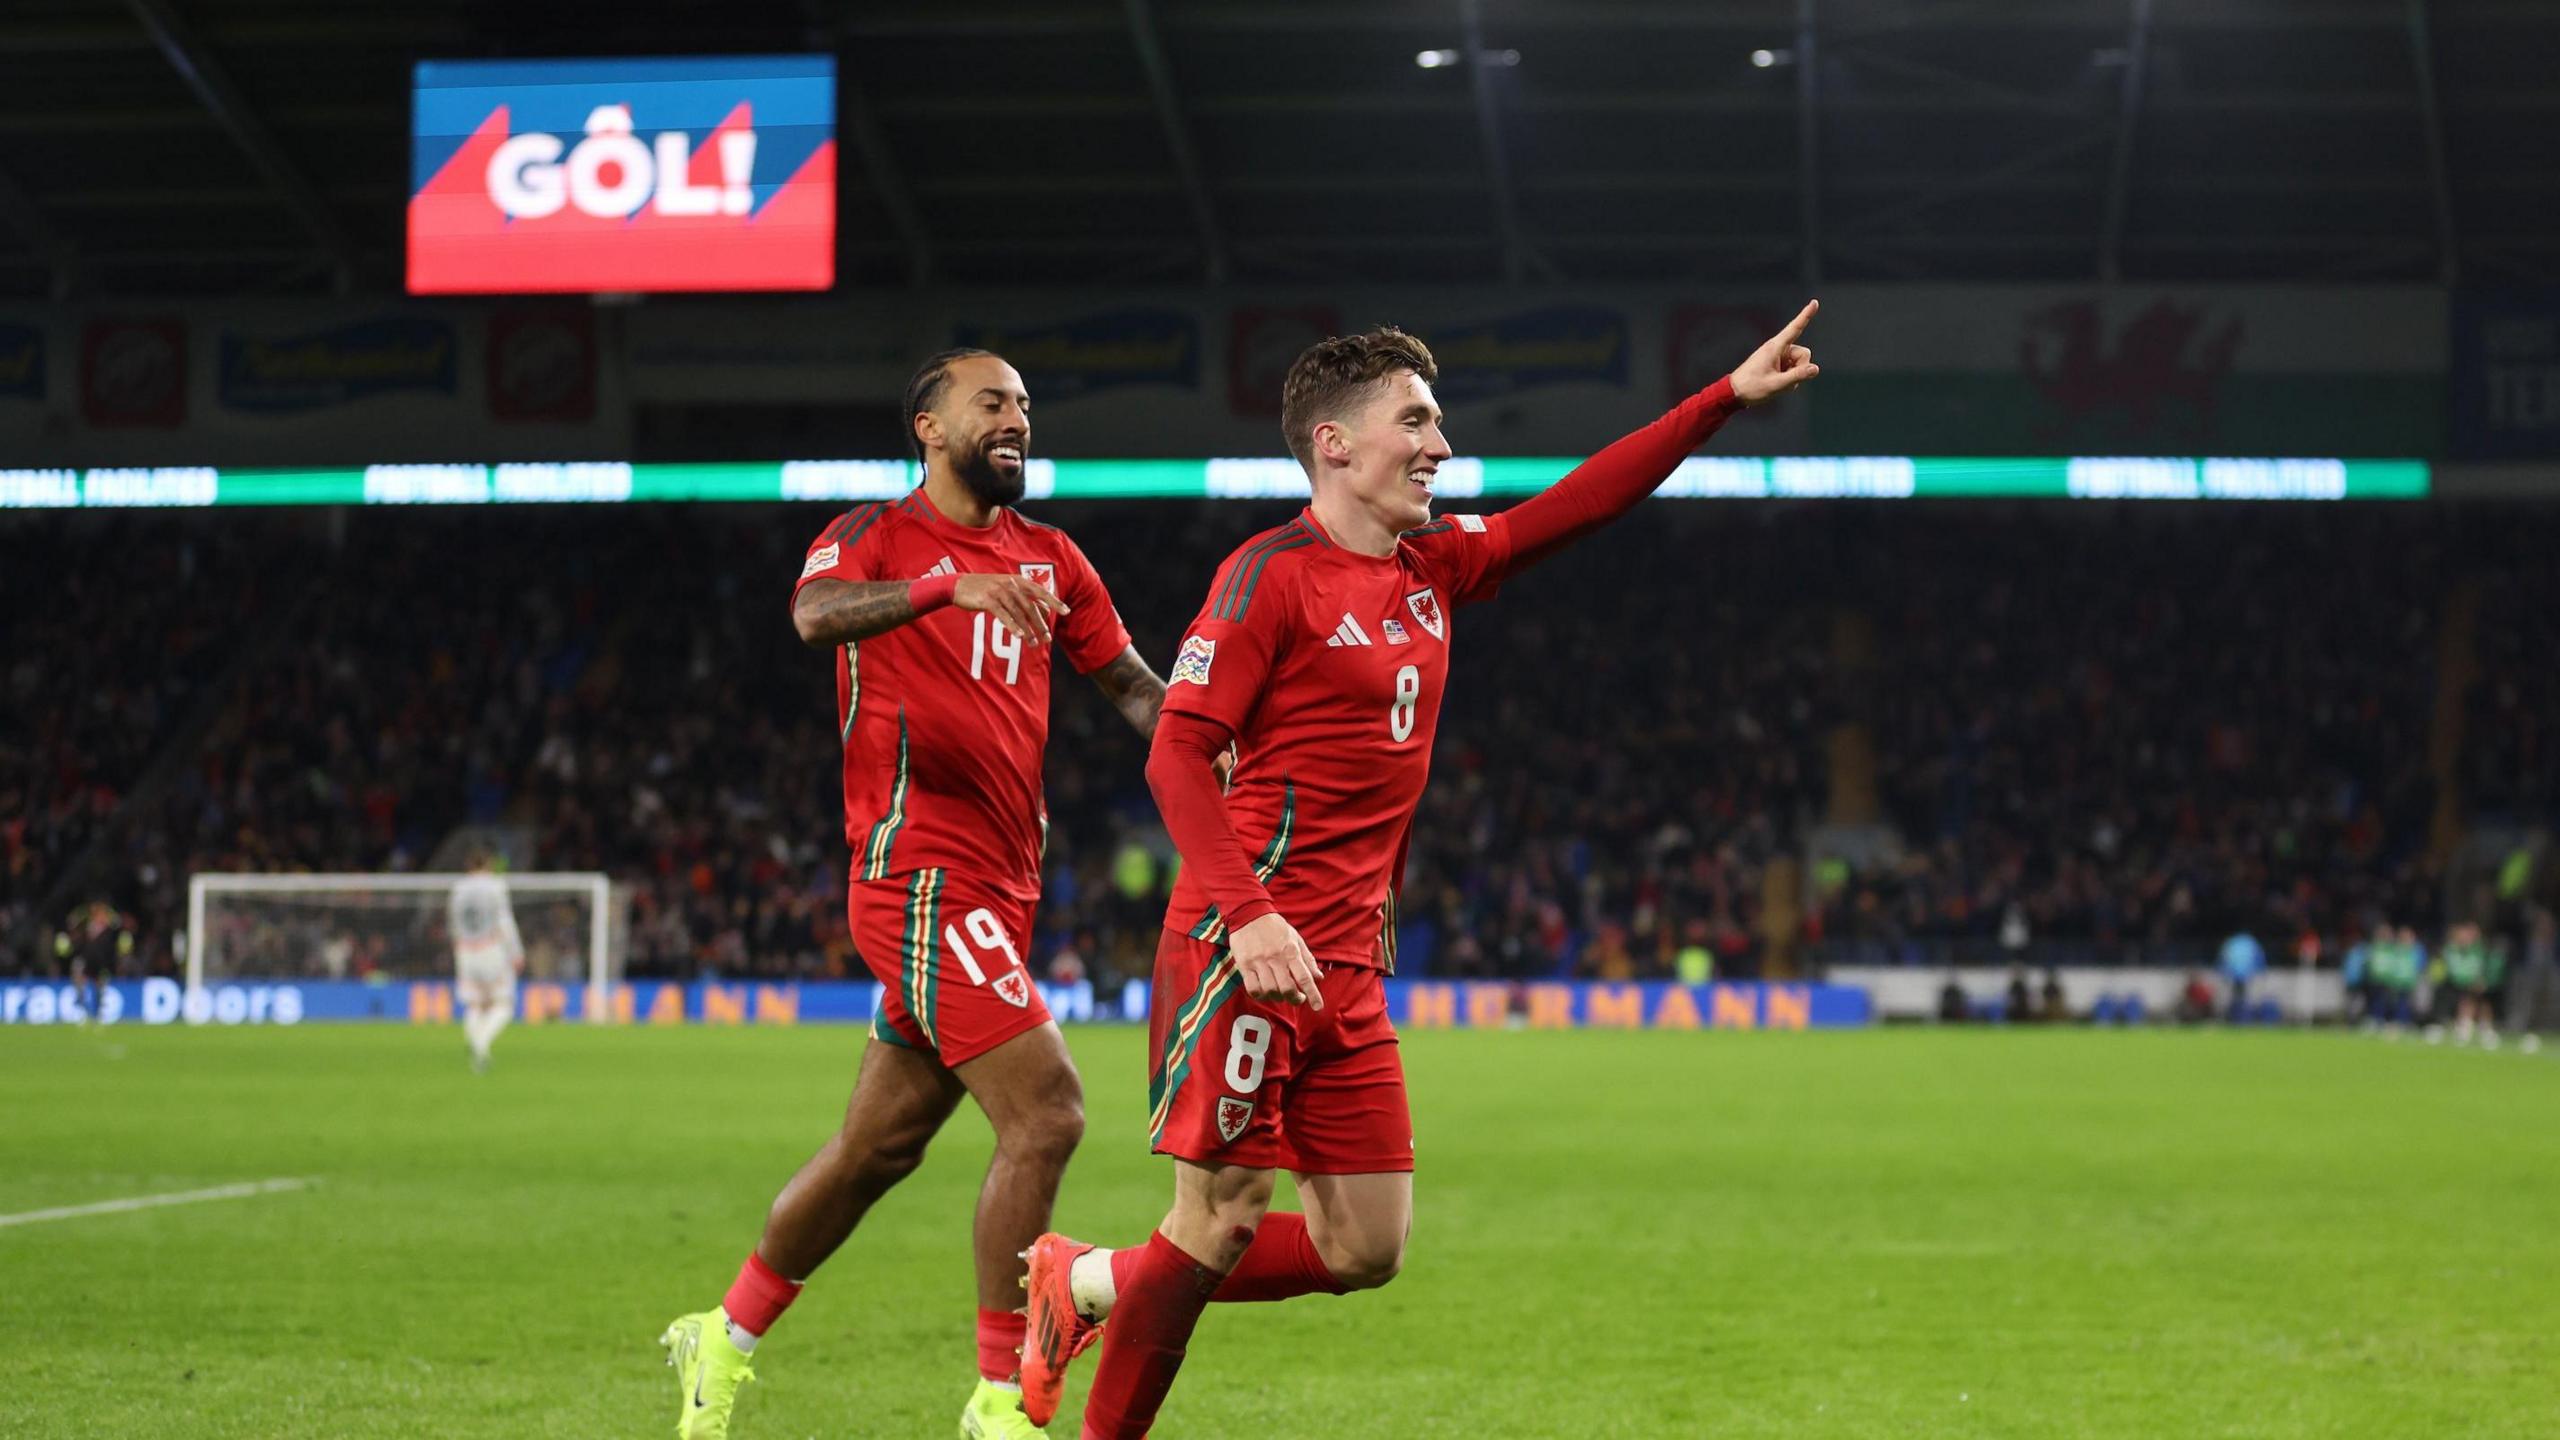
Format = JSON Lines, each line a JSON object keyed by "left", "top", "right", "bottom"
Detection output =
{"left": 407, "top": 54, "right": 837, "bottom": 294}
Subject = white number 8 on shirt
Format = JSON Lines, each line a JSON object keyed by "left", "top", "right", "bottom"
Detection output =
{"left": 1388, "top": 664, "right": 1419, "bottom": 742}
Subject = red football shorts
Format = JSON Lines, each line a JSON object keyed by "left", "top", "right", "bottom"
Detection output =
{"left": 852, "top": 868, "right": 1051, "bottom": 1067}
{"left": 1146, "top": 927, "right": 1414, "bottom": 1174}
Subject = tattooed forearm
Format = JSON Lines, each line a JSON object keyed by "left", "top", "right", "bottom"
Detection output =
{"left": 792, "top": 580, "right": 921, "bottom": 647}
{"left": 1090, "top": 647, "right": 1169, "bottom": 738}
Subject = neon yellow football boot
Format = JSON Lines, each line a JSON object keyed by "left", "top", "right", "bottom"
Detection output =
{"left": 660, "top": 1308, "right": 757, "bottom": 1439}
{"left": 959, "top": 1378, "right": 1050, "bottom": 1439}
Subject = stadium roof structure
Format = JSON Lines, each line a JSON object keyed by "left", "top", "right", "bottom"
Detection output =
{"left": 1, "top": 0, "right": 2556, "bottom": 298}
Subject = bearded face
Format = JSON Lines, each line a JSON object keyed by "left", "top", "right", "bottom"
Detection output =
{"left": 920, "top": 354, "right": 1032, "bottom": 507}
{"left": 948, "top": 423, "right": 1027, "bottom": 507}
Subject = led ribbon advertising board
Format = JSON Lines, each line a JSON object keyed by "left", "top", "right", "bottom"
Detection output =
{"left": 0, "top": 457, "right": 2432, "bottom": 509}
{"left": 408, "top": 55, "right": 836, "bottom": 295}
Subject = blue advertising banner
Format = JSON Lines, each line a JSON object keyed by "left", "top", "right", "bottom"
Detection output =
{"left": 0, "top": 322, "right": 41, "bottom": 401}
{"left": 954, "top": 309, "right": 1200, "bottom": 400}
{"left": 2450, "top": 289, "right": 2560, "bottom": 458}
{"left": 1427, "top": 304, "right": 1630, "bottom": 403}
{"left": 3, "top": 978, "right": 1870, "bottom": 1030}
{"left": 3, "top": 978, "right": 337, "bottom": 1025}
{"left": 218, "top": 316, "right": 459, "bottom": 413}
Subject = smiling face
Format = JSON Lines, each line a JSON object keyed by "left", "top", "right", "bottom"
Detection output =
{"left": 913, "top": 351, "right": 1031, "bottom": 507}
{"left": 1315, "top": 368, "right": 1453, "bottom": 536}
{"left": 1280, "top": 326, "right": 1449, "bottom": 541}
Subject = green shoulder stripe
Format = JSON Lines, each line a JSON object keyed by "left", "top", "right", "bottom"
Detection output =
{"left": 1212, "top": 524, "right": 1311, "bottom": 621}
{"left": 1216, "top": 534, "right": 1313, "bottom": 622}
{"left": 826, "top": 502, "right": 888, "bottom": 547}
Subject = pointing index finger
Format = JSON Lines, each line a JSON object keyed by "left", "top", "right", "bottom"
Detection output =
{"left": 1780, "top": 298, "right": 1819, "bottom": 343}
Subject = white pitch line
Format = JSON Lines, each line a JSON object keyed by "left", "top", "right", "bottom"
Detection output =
{"left": 0, "top": 1177, "right": 317, "bottom": 1231}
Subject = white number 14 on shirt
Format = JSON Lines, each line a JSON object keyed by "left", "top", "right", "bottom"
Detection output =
{"left": 970, "top": 612, "right": 1023, "bottom": 685}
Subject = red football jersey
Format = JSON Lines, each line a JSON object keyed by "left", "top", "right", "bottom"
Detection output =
{"left": 795, "top": 489, "right": 1133, "bottom": 901}
{"left": 1160, "top": 506, "right": 1515, "bottom": 968}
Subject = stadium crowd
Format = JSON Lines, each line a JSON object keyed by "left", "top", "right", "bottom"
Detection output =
{"left": 9, "top": 502, "right": 2559, "bottom": 994}
{"left": 1, "top": 515, "right": 299, "bottom": 976}
{"left": 1826, "top": 506, "right": 2446, "bottom": 965}
{"left": 2465, "top": 524, "right": 2560, "bottom": 827}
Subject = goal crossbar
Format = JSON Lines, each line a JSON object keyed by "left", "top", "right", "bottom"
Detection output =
{"left": 185, "top": 872, "right": 616, "bottom": 1022}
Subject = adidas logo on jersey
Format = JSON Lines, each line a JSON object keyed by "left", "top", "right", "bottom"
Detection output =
{"left": 920, "top": 556, "right": 957, "bottom": 579}
{"left": 1325, "top": 613, "right": 1375, "bottom": 648}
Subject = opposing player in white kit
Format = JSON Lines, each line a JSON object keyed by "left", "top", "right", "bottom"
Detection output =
{"left": 449, "top": 849, "right": 525, "bottom": 1072}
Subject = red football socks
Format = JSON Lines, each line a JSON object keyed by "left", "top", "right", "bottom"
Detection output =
{"left": 1105, "top": 1212, "right": 1344, "bottom": 1306}
{"left": 722, "top": 1252, "right": 803, "bottom": 1339}
{"left": 1209, "top": 1212, "right": 1347, "bottom": 1302}
{"left": 1079, "top": 1231, "right": 1227, "bottom": 1440}
{"left": 977, "top": 1306, "right": 1028, "bottom": 1383}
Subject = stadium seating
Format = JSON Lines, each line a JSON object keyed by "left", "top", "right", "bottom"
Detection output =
{"left": 11, "top": 501, "right": 2557, "bottom": 987}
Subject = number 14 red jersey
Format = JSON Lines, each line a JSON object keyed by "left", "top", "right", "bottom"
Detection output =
{"left": 1159, "top": 506, "right": 1515, "bottom": 969}
{"left": 794, "top": 490, "right": 1132, "bottom": 902}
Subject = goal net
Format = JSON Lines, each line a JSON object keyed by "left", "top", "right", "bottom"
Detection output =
{"left": 186, "top": 872, "right": 620, "bottom": 1020}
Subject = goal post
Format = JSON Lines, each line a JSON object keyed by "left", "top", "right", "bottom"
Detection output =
{"left": 186, "top": 872, "right": 620, "bottom": 1023}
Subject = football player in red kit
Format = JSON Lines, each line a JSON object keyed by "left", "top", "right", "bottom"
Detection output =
{"left": 1019, "top": 304, "right": 1823, "bottom": 1437}
{"left": 663, "top": 349, "right": 1193, "bottom": 1440}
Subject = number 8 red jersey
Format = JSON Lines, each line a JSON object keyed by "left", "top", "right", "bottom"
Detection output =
{"left": 795, "top": 489, "right": 1132, "bottom": 902}
{"left": 1159, "top": 505, "right": 1514, "bottom": 969}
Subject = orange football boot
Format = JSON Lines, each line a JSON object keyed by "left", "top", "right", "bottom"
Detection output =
{"left": 1017, "top": 1232, "right": 1105, "bottom": 1427}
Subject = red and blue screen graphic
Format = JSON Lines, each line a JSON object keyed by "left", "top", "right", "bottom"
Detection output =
{"left": 409, "top": 55, "right": 835, "bottom": 295}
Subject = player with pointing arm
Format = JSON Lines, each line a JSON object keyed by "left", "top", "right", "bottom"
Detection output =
{"left": 1019, "top": 303, "right": 1824, "bottom": 1437}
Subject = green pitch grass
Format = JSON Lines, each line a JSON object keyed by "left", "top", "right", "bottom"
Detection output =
{"left": 5, "top": 1023, "right": 2556, "bottom": 1438}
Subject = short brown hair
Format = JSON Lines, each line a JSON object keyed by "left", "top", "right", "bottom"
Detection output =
{"left": 1279, "top": 327, "right": 1438, "bottom": 473}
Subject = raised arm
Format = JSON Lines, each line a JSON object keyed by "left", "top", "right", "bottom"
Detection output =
{"left": 791, "top": 572, "right": 1066, "bottom": 649}
{"left": 1501, "top": 299, "right": 1822, "bottom": 573}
